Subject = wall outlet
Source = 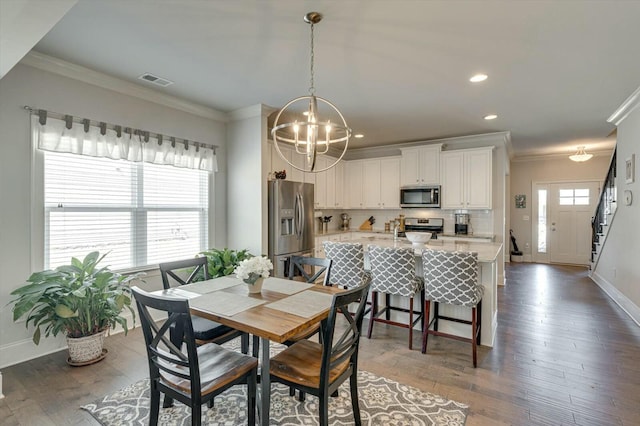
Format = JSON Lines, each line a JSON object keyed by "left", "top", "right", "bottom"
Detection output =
{"left": 525, "top": 242, "right": 530, "bottom": 250}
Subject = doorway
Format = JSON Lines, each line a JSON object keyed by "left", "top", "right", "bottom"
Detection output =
{"left": 532, "top": 181, "right": 599, "bottom": 265}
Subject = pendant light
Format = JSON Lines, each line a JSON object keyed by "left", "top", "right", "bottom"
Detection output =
{"left": 569, "top": 146, "right": 593, "bottom": 162}
{"left": 271, "top": 12, "right": 351, "bottom": 173}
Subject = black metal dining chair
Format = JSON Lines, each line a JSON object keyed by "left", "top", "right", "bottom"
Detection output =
{"left": 132, "top": 286, "right": 258, "bottom": 426}
{"left": 269, "top": 281, "right": 371, "bottom": 426}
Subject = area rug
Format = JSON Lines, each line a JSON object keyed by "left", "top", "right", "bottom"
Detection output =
{"left": 82, "top": 370, "right": 468, "bottom": 425}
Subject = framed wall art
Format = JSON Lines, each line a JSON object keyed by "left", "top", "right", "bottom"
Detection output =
{"left": 515, "top": 194, "right": 526, "bottom": 208}
{"left": 626, "top": 154, "right": 635, "bottom": 184}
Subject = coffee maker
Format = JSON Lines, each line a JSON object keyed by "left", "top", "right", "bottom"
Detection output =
{"left": 340, "top": 213, "right": 351, "bottom": 231}
{"left": 455, "top": 213, "right": 470, "bottom": 235}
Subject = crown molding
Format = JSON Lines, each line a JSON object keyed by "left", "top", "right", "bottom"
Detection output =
{"left": 608, "top": 85, "right": 640, "bottom": 126}
{"left": 228, "top": 103, "right": 276, "bottom": 121}
{"left": 343, "top": 131, "right": 511, "bottom": 161}
{"left": 20, "top": 51, "right": 228, "bottom": 122}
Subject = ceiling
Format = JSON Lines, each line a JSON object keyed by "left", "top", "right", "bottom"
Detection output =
{"left": 25, "top": 0, "right": 640, "bottom": 157}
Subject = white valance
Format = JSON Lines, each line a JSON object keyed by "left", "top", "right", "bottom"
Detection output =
{"left": 32, "top": 115, "right": 218, "bottom": 172}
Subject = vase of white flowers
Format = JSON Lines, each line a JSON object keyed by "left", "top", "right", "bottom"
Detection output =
{"left": 234, "top": 256, "right": 273, "bottom": 293}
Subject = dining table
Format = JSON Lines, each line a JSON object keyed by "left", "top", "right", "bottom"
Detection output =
{"left": 153, "top": 275, "right": 344, "bottom": 426}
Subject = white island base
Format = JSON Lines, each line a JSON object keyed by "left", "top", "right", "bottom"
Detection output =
{"left": 351, "top": 237, "right": 503, "bottom": 348}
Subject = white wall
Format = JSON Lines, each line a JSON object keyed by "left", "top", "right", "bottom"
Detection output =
{"left": 0, "top": 63, "right": 227, "bottom": 368}
{"left": 509, "top": 155, "right": 611, "bottom": 259}
{"left": 592, "top": 89, "right": 640, "bottom": 324}
{"left": 226, "top": 104, "right": 273, "bottom": 256}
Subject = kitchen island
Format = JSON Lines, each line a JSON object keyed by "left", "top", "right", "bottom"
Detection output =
{"left": 348, "top": 236, "right": 503, "bottom": 347}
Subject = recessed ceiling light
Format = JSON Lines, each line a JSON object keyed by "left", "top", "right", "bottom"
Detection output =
{"left": 354, "top": 134, "right": 364, "bottom": 138}
{"left": 484, "top": 114, "right": 498, "bottom": 120}
{"left": 469, "top": 73, "right": 488, "bottom": 83}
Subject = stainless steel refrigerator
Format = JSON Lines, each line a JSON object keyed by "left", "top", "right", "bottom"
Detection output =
{"left": 268, "top": 180, "right": 315, "bottom": 278}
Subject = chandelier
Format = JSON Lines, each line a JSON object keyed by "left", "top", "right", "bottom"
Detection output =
{"left": 271, "top": 12, "right": 351, "bottom": 173}
{"left": 569, "top": 146, "right": 593, "bottom": 162}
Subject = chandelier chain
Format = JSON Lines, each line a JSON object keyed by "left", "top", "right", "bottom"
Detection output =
{"left": 309, "top": 22, "right": 315, "bottom": 95}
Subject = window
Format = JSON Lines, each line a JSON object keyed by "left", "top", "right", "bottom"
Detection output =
{"left": 537, "top": 189, "right": 547, "bottom": 253}
{"left": 44, "top": 151, "right": 208, "bottom": 270}
{"left": 559, "top": 188, "right": 590, "bottom": 206}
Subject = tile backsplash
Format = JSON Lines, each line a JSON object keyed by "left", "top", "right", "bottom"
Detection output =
{"left": 317, "top": 208, "right": 494, "bottom": 236}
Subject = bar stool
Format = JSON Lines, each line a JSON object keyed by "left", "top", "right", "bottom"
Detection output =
{"left": 322, "top": 241, "right": 371, "bottom": 289}
{"left": 366, "top": 245, "right": 425, "bottom": 349}
{"left": 421, "top": 248, "right": 483, "bottom": 367}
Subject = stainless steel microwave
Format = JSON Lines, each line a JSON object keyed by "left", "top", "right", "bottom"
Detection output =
{"left": 400, "top": 186, "right": 440, "bottom": 208}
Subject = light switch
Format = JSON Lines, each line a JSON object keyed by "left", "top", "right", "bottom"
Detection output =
{"left": 523, "top": 215, "right": 529, "bottom": 221}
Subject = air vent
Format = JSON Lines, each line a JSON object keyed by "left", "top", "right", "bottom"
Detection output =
{"left": 138, "top": 73, "right": 174, "bottom": 87}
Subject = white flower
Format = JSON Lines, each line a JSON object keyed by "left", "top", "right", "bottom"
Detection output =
{"left": 234, "top": 256, "right": 273, "bottom": 284}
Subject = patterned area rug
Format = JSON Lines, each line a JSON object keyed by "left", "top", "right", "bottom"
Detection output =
{"left": 82, "top": 370, "right": 468, "bottom": 425}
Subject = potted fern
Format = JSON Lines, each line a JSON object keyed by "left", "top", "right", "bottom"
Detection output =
{"left": 195, "top": 248, "right": 252, "bottom": 280}
{"left": 10, "top": 251, "right": 144, "bottom": 365}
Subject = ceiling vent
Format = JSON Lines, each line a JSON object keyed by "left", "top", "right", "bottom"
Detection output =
{"left": 138, "top": 73, "right": 174, "bottom": 87}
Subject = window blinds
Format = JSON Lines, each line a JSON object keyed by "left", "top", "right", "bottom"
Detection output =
{"left": 44, "top": 151, "right": 209, "bottom": 270}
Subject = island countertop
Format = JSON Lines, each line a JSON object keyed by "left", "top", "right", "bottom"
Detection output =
{"left": 349, "top": 237, "right": 503, "bottom": 263}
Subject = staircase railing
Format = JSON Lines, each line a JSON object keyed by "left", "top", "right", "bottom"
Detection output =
{"left": 591, "top": 148, "right": 617, "bottom": 263}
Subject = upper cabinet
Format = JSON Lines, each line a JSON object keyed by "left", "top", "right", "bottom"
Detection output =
{"left": 400, "top": 144, "right": 441, "bottom": 186}
{"left": 440, "top": 147, "right": 493, "bottom": 209}
{"left": 310, "top": 156, "right": 344, "bottom": 209}
{"left": 325, "top": 161, "right": 345, "bottom": 209}
{"left": 351, "top": 157, "right": 400, "bottom": 209}
{"left": 345, "top": 161, "right": 364, "bottom": 208}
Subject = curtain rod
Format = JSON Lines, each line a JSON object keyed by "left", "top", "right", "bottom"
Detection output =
{"left": 23, "top": 105, "right": 218, "bottom": 153}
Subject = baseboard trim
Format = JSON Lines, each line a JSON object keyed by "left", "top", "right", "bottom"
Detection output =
{"left": 590, "top": 271, "right": 640, "bottom": 326}
{"left": 0, "top": 310, "right": 164, "bottom": 370}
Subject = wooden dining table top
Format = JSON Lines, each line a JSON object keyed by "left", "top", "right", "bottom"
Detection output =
{"left": 154, "top": 276, "right": 344, "bottom": 344}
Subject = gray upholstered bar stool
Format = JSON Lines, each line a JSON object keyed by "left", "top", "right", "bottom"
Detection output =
{"left": 421, "top": 248, "right": 484, "bottom": 367}
{"left": 366, "top": 245, "right": 425, "bottom": 349}
{"left": 322, "top": 241, "right": 372, "bottom": 289}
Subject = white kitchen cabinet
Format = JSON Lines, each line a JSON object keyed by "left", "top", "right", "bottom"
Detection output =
{"left": 380, "top": 158, "right": 400, "bottom": 208}
{"left": 362, "top": 158, "right": 400, "bottom": 209}
{"left": 363, "top": 160, "right": 381, "bottom": 208}
{"left": 400, "top": 144, "right": 442, "bottom": 186}
{"left": 345, "top": 161, "right": 364, "bottom": 208}
{"left": 323, "top": 161, "right": 345, "bottom": 209}
{"left": 312, "top": 156, "right": 344, "bottom": 209}
{"left": 314, "top": 157, "right": 328, "bottom": 208}
{"left": 440, "top": 147, "right": 493, "bottom": 209}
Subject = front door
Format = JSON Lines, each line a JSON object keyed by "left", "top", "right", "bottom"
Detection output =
{"left": 548, "top": 182, "right": 599, "bottom": 265}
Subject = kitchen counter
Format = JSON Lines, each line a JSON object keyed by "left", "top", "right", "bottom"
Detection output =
{"left": 351, "top": 237, "right": 502, "bottom": 263}
{"left": 317, "top": 229, "right": 494, "bottom": 241}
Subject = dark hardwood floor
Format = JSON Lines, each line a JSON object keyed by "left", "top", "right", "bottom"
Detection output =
{"left": 2, "top": 263, "right": 639, "bottom": 425}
